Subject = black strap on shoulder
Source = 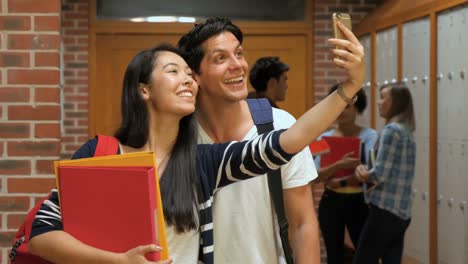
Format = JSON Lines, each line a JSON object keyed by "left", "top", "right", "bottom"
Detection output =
{"left": 246, "top": 99, "right": 294, "bottom": 264}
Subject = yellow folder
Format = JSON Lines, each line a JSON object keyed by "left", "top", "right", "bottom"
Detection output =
{"left": 54, "top": 152, "right": 169, "bottom": 260}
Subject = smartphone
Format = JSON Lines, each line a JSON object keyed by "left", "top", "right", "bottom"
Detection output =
{"left": 332, "top": 13, "right": 352, "bottom": 46}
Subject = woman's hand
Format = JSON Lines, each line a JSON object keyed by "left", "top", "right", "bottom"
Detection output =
{"left": 355, "top": 164, "right": 369, "bottom": 183}
{"left": 118, "top": 245, "right": 172, "bottom": 264}
{"left": 337, "top": 152, "right": 360, "bottom": 169}
{"left": 328, "top": 22, "right": 366, "bottom": 89}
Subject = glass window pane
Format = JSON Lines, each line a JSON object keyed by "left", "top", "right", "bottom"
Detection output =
{"left": 96, "top": 0, "right": 306, "bottom": 22}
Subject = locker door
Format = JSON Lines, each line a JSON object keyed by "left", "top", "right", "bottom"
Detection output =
{"left": 402, "top": 18, "right": 430, "bottom": 264}
{"left": 357, "top": 35, "right": 372, "bottom": 128}
{"left": 375, "top": 27, "right": 397, "bottom": 131}
{"left": 437, "top": 6, "right": 468, "bottom": 264}
{"left": 437, "top": 10, "right": 449, "bottom": 264}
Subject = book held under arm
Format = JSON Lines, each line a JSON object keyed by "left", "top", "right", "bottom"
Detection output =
{"left": 54, "top": 152, "right": 169, "bottom": 261}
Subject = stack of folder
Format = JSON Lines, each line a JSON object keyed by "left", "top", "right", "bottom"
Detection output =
{"left": 54, "top": 152, "right": 169, "bottom": 261}
{"left": 321, "top": 136, "right": 361, "bottom": 179}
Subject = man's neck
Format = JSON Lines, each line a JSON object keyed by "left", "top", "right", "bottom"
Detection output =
{"left": 196, "top": 96, "right": 254, "bottom": 143}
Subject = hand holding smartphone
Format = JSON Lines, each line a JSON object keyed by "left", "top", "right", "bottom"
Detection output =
{"left": 332, "top": 13, "right": 353, "bottom": 49}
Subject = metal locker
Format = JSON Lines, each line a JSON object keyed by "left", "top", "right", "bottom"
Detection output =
{"left": 357, "top": 35, "right": 372, "bottom": 128}
{"left": 437, "top": 12, "right": 449, "bottom": 141}
{"left": 437, "top": 141, "right": 450, "bottom": 264}
{"left": 375, "top": 27, "right": 397, "bottom": 131}
{"left": 402, "top": 18, "right": 430, "bottom": 264}
{"left": 437, "top": 6, "right": 468, "bottom": 263}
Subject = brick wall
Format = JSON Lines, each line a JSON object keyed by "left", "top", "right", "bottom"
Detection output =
{"left": 0, "top": 0, "right": 61, "bottom": 262}
{"left": 61, "top": 0, "right": 88, "bottom": 159}
{"left": 313, "top": 1, "right": 382, "bottom": 263}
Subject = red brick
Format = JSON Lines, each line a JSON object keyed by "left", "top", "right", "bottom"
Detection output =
{"left": 0, "top": 16, "right": 30, "bottom": 30}
{"left": 35, "top": 123, "right": 60, "bottom": 138}
{"left": 64, "top": 29, "right": 88, "bottom": 36}
{"left": 34, "top": 16, "right": 60, "bottom": 31}
{"left": 35, "top": 52, "right": 59, "bottom": 67}
{"left": 78, "top": 120, "right": 88, "bottom": 126}
{"left": 0, "top": 231, "right": 16, "bottom": 247}
{"left": 77, "top": 55, "right": 88, "bottom": 61}
{"left": 0, "top": 87, "right": 29, "bottom": 102}
{"left": 7, "top": 178, "right": 56, "bottom": 193}
{"left": 0, "top": 196, "right": 29, "bottom": 211}
{"left": 8, "top": 105, "right": 60, "bottom": 121}
{"left": 63, "top": 37, "right": 76, "bottom": 45}
{"left": 36, "top": 159, "right": 55, "bottom": 174}
{"left": 35, "top": 87, "right": 60, "bottom": 103}
{"left": 7, "top": 34, "right": 60, "bottom": 50}
{"left": 7, "top": 213, "right": 26, "bottom": 229}
{"left": 77, "top": 21, "right": 88, "bottom": 28}
{"left": 8, "top": 69, "right": 59, "bottom": 85}
{"left": 0, "top": 123, "right": 30, "bottom": 138}
{"left": 33, "top": 194, "right": 50, "bottom": 205}
{"left": 77, "top": 4, "right": 88, "bottom": 12}
{"left": 8, "top": 141, "right": 60, "bottom": 156}
{"left": 63, "top": 12, "right": 87, "bottom": 20}
{"left": 8, "top": 0, "right": 60, "bottom": 13}
{"left": 0, "top": 52, "right": 30, "bottom": 67}
{"left": 0, "top": 159, "right": 31, "bottom": 175}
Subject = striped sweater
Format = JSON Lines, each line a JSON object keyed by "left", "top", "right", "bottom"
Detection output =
{"left": 31, "top": 129, "right": 294, "bottom": 263}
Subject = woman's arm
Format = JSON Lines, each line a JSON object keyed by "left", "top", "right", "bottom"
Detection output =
{"left": 280, "top": 23, "right": 365, "bottom": 154}
{"left": 29, "top": 231, "right": 170, "bottom": 264}
{"left": 313, "top": 152, "right": 360, "bottom": 183}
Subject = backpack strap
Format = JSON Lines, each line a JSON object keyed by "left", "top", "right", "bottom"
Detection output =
{"left": 246, "top": 99, "right": 294, "bottom": 264}
{"left": 94, "top": 135, "right": 120, "bottom": 157}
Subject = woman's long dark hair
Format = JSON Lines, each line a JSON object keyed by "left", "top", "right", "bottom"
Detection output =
{"left": 114, "top": 44, "right": 199, "bottom": 232}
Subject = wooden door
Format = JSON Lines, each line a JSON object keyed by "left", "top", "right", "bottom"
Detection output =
{"left": 90, "top": 33, "right": 310, "bottom": 136}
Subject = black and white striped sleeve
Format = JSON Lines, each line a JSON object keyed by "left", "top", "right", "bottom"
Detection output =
{"left": 30, "top": 189, "right": 63, "bottom": 238}
{"left": 199, "top": 129, "right": 296, "bottom": 191}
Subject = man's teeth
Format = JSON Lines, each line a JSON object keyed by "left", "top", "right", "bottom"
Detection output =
{"left": 224, "top": 76, "right": 243, "bottom": 83}
{"left": 178, "top": 92, "right": 192, "bottom": 97}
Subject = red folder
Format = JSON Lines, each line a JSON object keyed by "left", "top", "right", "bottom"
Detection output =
{"left": 321, "top": 136, "right": 361, "bottom": 179}
{"left": 57, "top": 166, "right": 160, "bottom": 261}
{"left": 309, "top": 139, "right": 331, "bottom": 156}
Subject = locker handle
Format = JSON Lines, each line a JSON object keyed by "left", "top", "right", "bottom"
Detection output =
{"left": 460, "top": 201, "right": 467, "bottom": 211}
{"left": 391, "top": 78, "right": 396, "bottom": 83}
{"left": 437, "top": 195, "right": 443, "bottom": 204}
{"left": 447, "top": 72, "right": 454, "bottom": 80}
{"left": 383, "top": 80, "right": 389, "bottom": 85}
{"left": 447, "top": 198, "right": 454, "bottom": 207}
{"left": 365, "top": 81, "right": 371, "bottom": 87}
{"left": 437, "top": 73, "right": 444, "bottom": 80}
{"left": 461, "top": 69, "right": 466, "bottom": 79}
{"left": 421, "top": 192, "right": 428, "bottom": 201}
{"left": 402, "top": 77, "right": 408, "bottom": 83}
{"left": 412, "top": 76, "right": 418, "bottom": 83}
{"left": 422, "top": 76, "right": 428, "bottom": 83}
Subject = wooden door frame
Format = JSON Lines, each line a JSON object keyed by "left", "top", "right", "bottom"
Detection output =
{"left": 88, "top": 0, "right": 314, "bottom": 137}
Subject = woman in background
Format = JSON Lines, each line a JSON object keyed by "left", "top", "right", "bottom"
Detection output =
{"left": 314, "top": 84, "right": 377, "bottom": 264}
{"left": 353, "top": 83, "right": 416, "bottom": 264}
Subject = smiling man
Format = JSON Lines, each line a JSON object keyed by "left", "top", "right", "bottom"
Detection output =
{"left": 178, "top": 18, "right": 320, "bottom": 264}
